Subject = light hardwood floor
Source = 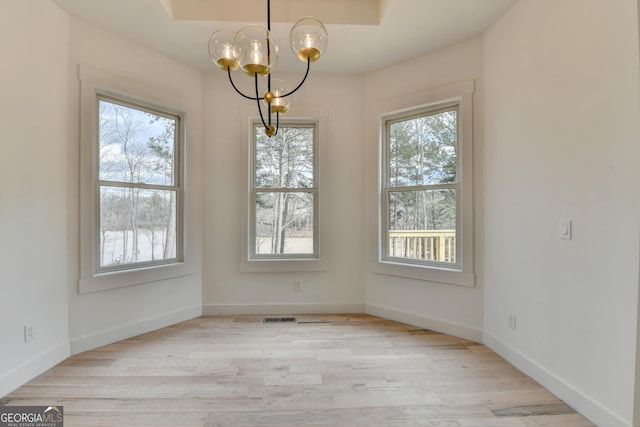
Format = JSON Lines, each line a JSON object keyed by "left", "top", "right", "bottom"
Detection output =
{"left": 2, "top": 314, "right": 595, "bottom": 426}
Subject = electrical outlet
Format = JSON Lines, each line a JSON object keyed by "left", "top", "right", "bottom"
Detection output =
{"left": 24, "top": 323, "right": 34, "bottom": 342}
{"left": 508, "top": 314, "right": 517, "bottom": 330}
{"left": 294, "top": 280, "right": 302, "bottom": 292}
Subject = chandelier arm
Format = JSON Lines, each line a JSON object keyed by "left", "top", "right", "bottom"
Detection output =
{"left": 267, "top": 74, "right": 272, "bottom": 127}
{"left": 254, "top": 73, "right": 269, "bottom": 129}
{"left": 273, "top": 111, "right": 280, "bottom": 137}
{"left": 281, "top": 58, "right": 311, "bottom": 98}
{"left": 228, "top": 67, "right": 262, "bottom": 101}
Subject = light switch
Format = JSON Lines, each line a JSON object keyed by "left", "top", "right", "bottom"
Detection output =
{"left": 558, "top": 220, "right": 572, "bottom": 240}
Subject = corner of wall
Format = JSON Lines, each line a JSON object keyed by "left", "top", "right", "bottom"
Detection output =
{"left": 484, "top": 331, "right": 630, "bottom": 427}
{"left": 0, "top": 343, "right": 70, "bottom": 398}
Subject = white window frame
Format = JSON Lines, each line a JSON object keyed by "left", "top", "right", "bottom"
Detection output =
{"left": 79, "top": 66, "right": 192, "bottom": 293}
{"left": 371, "top": 80, "right": 474, "bottom": 287}
{"left": 381, "top": 102, "right": 461, "bottom": 269}
{"left": 94, "top": 93, "right": 184, "bottom": 273}
{"left": 249, "top": 121, "right": 319, "bottom": 260}
{"left": 240, "top": 106, "right": 328, "bottom": 272}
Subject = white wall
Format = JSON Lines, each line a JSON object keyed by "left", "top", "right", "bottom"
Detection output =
{"left": 65, "top": 18, "right": 204, "bottom": 354}
{"left": 363, "top": 36, "right": 486, "bottom": 342}
{"left": 0, "top": 1, "right": 71, "bottom": 396}
{"left": 202, "top": 71, "right": 366, "bottom": 314}
{"left": 636, "top": 6, "right": 640, "bottom": 426}
{"left": 483, "top": 1, "right": 640, "bottom": 426}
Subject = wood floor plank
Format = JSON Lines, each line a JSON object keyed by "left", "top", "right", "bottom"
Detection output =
{"left": 1, "top": 315, "right": 596, "bottom": 426}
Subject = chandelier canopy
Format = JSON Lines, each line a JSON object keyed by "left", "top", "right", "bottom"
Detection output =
{"left": 208, "top": 0, "right": 328, "bottom": 137}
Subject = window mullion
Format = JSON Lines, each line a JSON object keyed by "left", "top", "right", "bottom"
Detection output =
{"left": 97, "top": 180, "right": 178, "bottom": 192}
{"left": 254, "top": 187, "right": 316, "bottom": 193}
{"left": 387, "top": 183, "right": 458, "bottom": 192}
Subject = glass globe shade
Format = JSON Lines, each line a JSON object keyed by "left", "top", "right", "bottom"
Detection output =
{"left": 208, "top": 29, "right": 238, "bottom": 71}
{"left": 289, "top": 17, "right": 328, "bottom": 63}
{"left": 234, "top": 25, "right": 278, "bottom": 76}
{"left": 264, "top": 79, "right": 293, "bottom": 114}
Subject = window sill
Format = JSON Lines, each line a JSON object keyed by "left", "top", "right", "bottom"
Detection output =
{"left": 79, "top": 262, "right": 194, "bottom": 294}
{"left": 371, "top": 260, "right": 474, "bottom": 287}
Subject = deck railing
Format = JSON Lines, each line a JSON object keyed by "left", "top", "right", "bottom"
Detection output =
{"left": 388, "top": 230, "right": 456, "bottom": 263}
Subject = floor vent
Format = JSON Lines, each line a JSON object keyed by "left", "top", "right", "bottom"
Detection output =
{"left": 263, "top": 317, "right": 297, "bottom": 323}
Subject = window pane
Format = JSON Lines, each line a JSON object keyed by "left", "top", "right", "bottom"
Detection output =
{"left": 387, "top": 189, "right": 456, "bottom": 263}
{"left": 255, "top": 126, "right": 314, "bottom": 188}
{"left": 255, "top": 191, "right": 314, "bottom": 255}
{"left": 99, "top": 99, "right": 176, "bottom": 186}
{"left": 388, "top": 109, "right": 457, "bottom": 186}
{"left": 99, "top": 186, "right": 177, "bottom": 268}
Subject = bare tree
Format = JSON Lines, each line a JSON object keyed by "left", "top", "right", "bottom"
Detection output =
{"left": 255, "top": 126, "right": 314, "bottom": 254}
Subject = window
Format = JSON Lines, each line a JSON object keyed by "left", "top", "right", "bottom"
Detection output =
{"left": 239, "top": 106, "right": 328, "bottom": 273}
{"left": 78, "top": 65, "right": 191, "bottom": 293}
{"left": 95, "top": 95, "right": 183, "bottom": 273}
{"left": 372, "top": 80, "right": 474, "bottom": 286}
{"left": 382, "top": 104, "right": 459, "bottom": 268}
{"left": 250, "top": 122, "right": 318, "bottom": 260}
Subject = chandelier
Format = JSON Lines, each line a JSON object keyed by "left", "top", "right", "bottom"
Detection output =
{"left": 208, "top": 0, "right": 328, "bottom": 137}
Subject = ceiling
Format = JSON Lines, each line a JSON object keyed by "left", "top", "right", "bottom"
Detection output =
{"left": 52, "top": 0, "right": 517, "bottom": 74}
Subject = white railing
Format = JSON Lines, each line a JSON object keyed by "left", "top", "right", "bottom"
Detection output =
{"left": 388, "top": 230, "right": 456, "bottom": 263}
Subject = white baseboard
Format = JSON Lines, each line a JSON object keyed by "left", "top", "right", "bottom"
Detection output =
{"left": 483, "top": 331, "right": 630, "bottom": 427}
{"left": 365, "top": 303, "right": 483, "bottom": 343}
{"left": 202, "top": 303, "right": 365, "bottom": 316}
{"left": 0, "top": 342, "right": 70, "bottom": 398}
{"left": 69, "top": 305, "right": 202, "bottom": 355}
